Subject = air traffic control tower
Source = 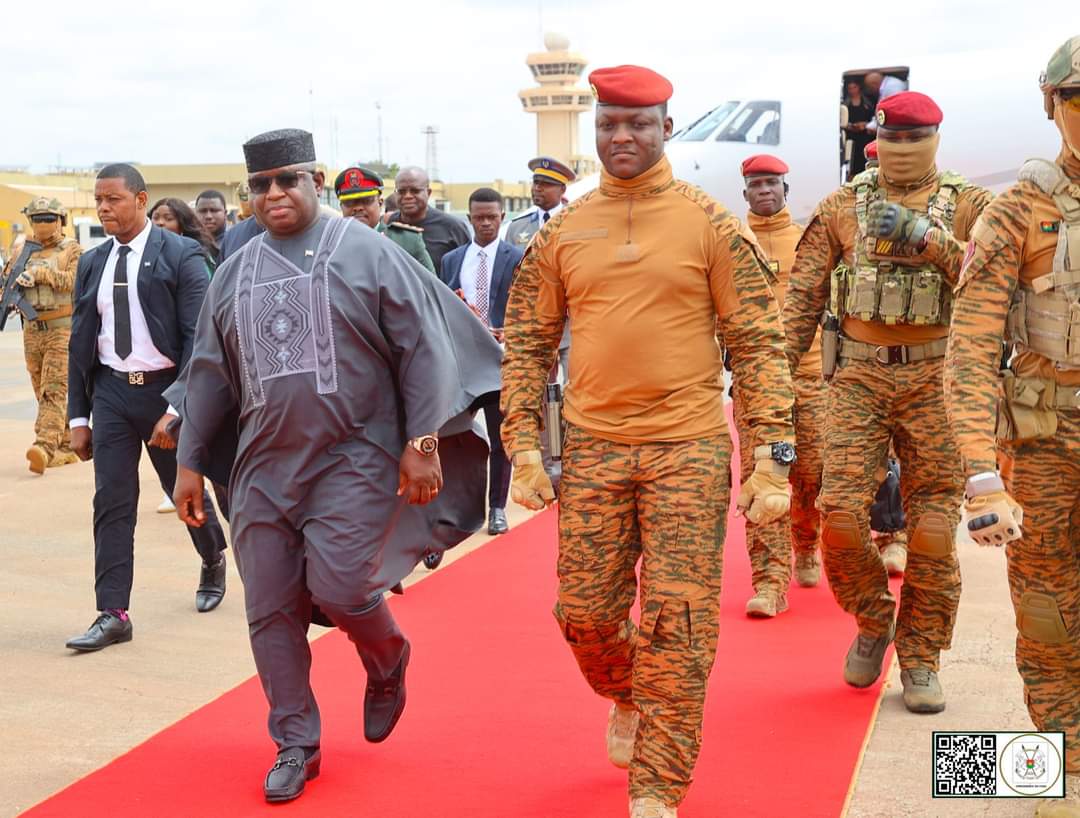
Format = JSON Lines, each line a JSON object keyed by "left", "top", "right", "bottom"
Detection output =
{"left": 518, "top": 33, "right": 597, "bottom": 177}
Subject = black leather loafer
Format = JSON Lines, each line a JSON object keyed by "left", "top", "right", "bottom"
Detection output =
{"left": 66, "top": 612, "right": 133, "bottom": 652}
{"left": 264, "top": 746, "right": 320, "bottom": 803}
{"left": 364, "top": 640, "right": 411, "bottom": 743}
{"left": 195, "top": 554, "right": 226, "bottom": 613}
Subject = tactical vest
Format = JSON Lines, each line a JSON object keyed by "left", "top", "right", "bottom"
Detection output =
{"left": 1005, "top": 159, "right": 1080, "bottom": 369}
{"left": 829, "top": 169, "right": 966, "bottom": 327}
{"left": 22, "top": 240, "right": 76, "bottom": 312}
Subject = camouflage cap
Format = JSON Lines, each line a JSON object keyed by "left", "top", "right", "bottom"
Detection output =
{"left": 22, "top": 196, "right": 66, "bottom": 218}
{"left": 1041, "top": 36, "right": 1080, "bottom": 117}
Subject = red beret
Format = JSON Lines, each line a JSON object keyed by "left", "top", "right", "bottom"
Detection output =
{"left": 741, "top": 154, "right": 789, "bottom": 177}
{"left": 875, "top": 91, "right": 943, "bottom": 129}
{"left": 864, "top": 141, "right": 878, "bottom": 159}
{"left": 589, "top": 65, "right": 673, "bottom": 107}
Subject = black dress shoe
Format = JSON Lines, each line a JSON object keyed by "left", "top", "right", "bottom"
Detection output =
{"left": 364, "top": 640, "right": 411, "bottom": 743}
{"left": 195, "top": 554, "right": 226, "bottom": 613}
{"left": 422, "top": 551, "right": 444, "bottom": 570}
{"left": 66, "top": 612, "right": 133, "bottom": 652}
{"left": 264, "top": 746, "right": 321, "bottom": 803}
{"left": 487, "top": 507, "right": 509, "bottom": 535}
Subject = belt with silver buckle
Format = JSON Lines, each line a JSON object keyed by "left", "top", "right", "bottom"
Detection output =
{"left": 108, "top": 366, "right": 177, "bottom": 386}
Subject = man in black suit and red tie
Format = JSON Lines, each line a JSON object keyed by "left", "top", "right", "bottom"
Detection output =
{"left": 65, "top": 163, "right": 229, "bottom": 652}
{"left": 440, "top": 188, "right": 524, "bottom": 535}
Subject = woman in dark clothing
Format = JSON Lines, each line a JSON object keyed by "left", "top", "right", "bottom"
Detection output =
{"left": 150, "top": 198, "right": 220, "bottom": 272}
{"left": 843, "top": 79, "right": 875, "bottom": 180}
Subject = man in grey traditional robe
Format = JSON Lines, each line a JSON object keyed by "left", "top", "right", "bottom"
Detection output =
{"left": 172, "top": 129, "right": 502, "bottom": 803}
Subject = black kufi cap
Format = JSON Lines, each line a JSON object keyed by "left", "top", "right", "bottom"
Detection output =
{"left": 243, "top": 128, "right": 316, "bottom": 173}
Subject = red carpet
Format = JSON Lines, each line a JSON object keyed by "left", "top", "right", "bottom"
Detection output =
{"left": 24, "top": 506, "right": 896, "bottom": 818}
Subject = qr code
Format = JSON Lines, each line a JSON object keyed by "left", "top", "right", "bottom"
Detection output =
{"left": 934, "top": 733, "right": 997, "bottom": 796}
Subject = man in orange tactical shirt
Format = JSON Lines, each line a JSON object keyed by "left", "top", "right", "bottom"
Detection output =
{"left": 736, "top": 155, "right": 825, "bottom": 612}
{"left": 783, "top": 91, "right": 992, "bottom": 714}
{"left": 500, "top": 66, "right": 795, "bottom": 818}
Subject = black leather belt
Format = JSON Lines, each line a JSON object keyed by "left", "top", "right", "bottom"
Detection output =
{"left": 108, "top": 366, "right": 177, "bottom": 386}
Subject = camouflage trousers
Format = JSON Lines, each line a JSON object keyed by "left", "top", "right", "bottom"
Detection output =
{"left": 733, "top": 387, "right": 790, "bottom": 595}
{"left": 23, "top": 324, "right": 71, "bottom": 460}
{"left": 1001, "top": 407, "right": 1080, "bottom": 772}
{"left": 734, "top": 374, "right": 825, "bottom": 595}
{"left": 791, "top": 375, "right": 827, "bottom": 556}
{"left": 819, "top": 356, "right": 962, "bottom": 671}
{"left": 555, "top": 424, "right": 730, "bottom": 806}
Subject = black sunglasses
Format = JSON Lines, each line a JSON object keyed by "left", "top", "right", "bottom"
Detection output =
{"left": 248, "top": 170, "right": 312, "bottom": 195}
{"left": 30, "top": 214, "right": 59, "bottom": 223}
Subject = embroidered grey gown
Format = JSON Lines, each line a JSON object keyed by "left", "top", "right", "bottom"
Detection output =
{"left": 174, "top": 214, "right": 502, "bottom": 749}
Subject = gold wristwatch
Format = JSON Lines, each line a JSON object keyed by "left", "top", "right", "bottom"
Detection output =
{"left": 408, "top": 434, "right": 439, "bottom": 456}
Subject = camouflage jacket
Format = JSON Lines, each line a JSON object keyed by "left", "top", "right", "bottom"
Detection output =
{"left": 944, "top": 149, "right": 1080, "bottom": 474}
{"left": 783, "top": 173, "right": 992, "bottom": 374}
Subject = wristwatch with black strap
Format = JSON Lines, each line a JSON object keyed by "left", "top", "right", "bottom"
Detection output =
{"left": 753, "top": 442, "right": 796, "bottom": 473}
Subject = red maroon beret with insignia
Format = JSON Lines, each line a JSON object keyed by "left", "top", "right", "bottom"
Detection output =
{"left": 741, "top": 154, "right": 790, "bottom": 177}
{"left": 875, "top": 91, "right": 943, "bottom": 129}
{"left": 588, "top": 65, "right": 673, "bottom": 107}
{"left": 865, "top": 141, "right": 878, "bottom": 159}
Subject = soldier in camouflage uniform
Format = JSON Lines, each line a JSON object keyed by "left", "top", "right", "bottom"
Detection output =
{"left": 1, "top": 197, "right": 82, "bottom": 474}
{"left": 783, "top": 91, "right": 993, "bottom": 714}
{"left": 736, "top": 153, "right": 825, "bottom": 612}
{"left": 943, "top": 37, "right": 1080, "bottom": 816}
{"left": 235, "top": 181, "right": 253, "bottom": 221}
{"left": 501, "top": 65, "right": 795, "bottom": 818}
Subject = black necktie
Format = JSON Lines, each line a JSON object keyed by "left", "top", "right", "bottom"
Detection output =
{"left": 543, "top": 211, "right": 550, "bottom": 224}
{"left": 114, "top": 245, "right": 132, "bottom": 360}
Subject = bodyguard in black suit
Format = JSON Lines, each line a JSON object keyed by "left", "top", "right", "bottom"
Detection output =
{"left": 440, "top": 188, "right": 523, "bottom": 535}
{"left": 65, "top": 164, "right": 228, "bottom": 652}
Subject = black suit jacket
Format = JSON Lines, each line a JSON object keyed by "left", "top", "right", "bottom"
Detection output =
{"left": 439, "top": 240, "right": 523, "bottom": 328}
{"left": 68, "top": 224, "right": 211, "bottom": 420}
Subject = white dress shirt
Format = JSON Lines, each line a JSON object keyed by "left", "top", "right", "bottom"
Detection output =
{"left": 458, "top": 236, "right": 501, "bottom": 322}
{"left": 70, "top": 219, "right": 176, "bottom": 429}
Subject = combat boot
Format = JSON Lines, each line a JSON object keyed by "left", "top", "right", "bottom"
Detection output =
{"left": 607, "top": 703, "right": 639, "bottom": 768}
{"left": 630, "top": 797, "right": 677, "bottom": 818}
{"left": 49, "top": 449, "right": 78, "bottom": 468}
{"left": 880, "top": 540, "right": 907, "bottom": 576}
{"left": 843, "top": 621, "right": 894, "bottom": 688}
{"left": 900, "top": 668, "right": 946, "bottom": 713}
{"left": 745, "top": 589, "right": 788, "bottom": 618}
{"left": 25, "top": 445, "right": 48, "bottom": 475}
{"left": 794, "top": 552, "right": 821, "bottom": 587}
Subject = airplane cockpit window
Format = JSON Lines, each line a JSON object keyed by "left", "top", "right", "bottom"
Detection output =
{"left": 714, "top": 101, "right": 781, "bottom": 145}
{"left": 675, "top": 101, "right": 740, "bottom": 141}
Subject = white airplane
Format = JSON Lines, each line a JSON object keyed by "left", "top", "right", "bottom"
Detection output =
{"left": 568, "top": 46, "right": 1062, "bottom": 220}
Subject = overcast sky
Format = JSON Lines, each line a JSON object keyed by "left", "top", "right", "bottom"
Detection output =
{"left": 2, "top": 0, "right": 1068, "bottom": 181}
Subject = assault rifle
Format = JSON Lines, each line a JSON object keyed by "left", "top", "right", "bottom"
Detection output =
{"left": 0, "top": 240, "right": 42, "bottom": 331}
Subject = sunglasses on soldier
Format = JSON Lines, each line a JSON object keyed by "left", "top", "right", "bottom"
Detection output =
{"left": 248, "top": 170, "right": 313, "bottom": 195}
{"left": 30, "top": 214, "right": 58, "bottom": 223}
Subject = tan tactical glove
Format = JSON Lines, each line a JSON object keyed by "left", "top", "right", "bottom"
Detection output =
{"left": 963, "top": 472, "right": 1023, "bottom": 546}
{"left": 736, "top": 460, "right": 791, "bottom": 524}
{"left": 511, "top": 449, "right": 556, "bottom": 511}
{"left": 15, "top": 268, "right": 35, "bottom": 287}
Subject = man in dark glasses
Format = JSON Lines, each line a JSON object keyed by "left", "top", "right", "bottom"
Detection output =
{"left": 170, "top": 128, "right": 502, "bottom": 804}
